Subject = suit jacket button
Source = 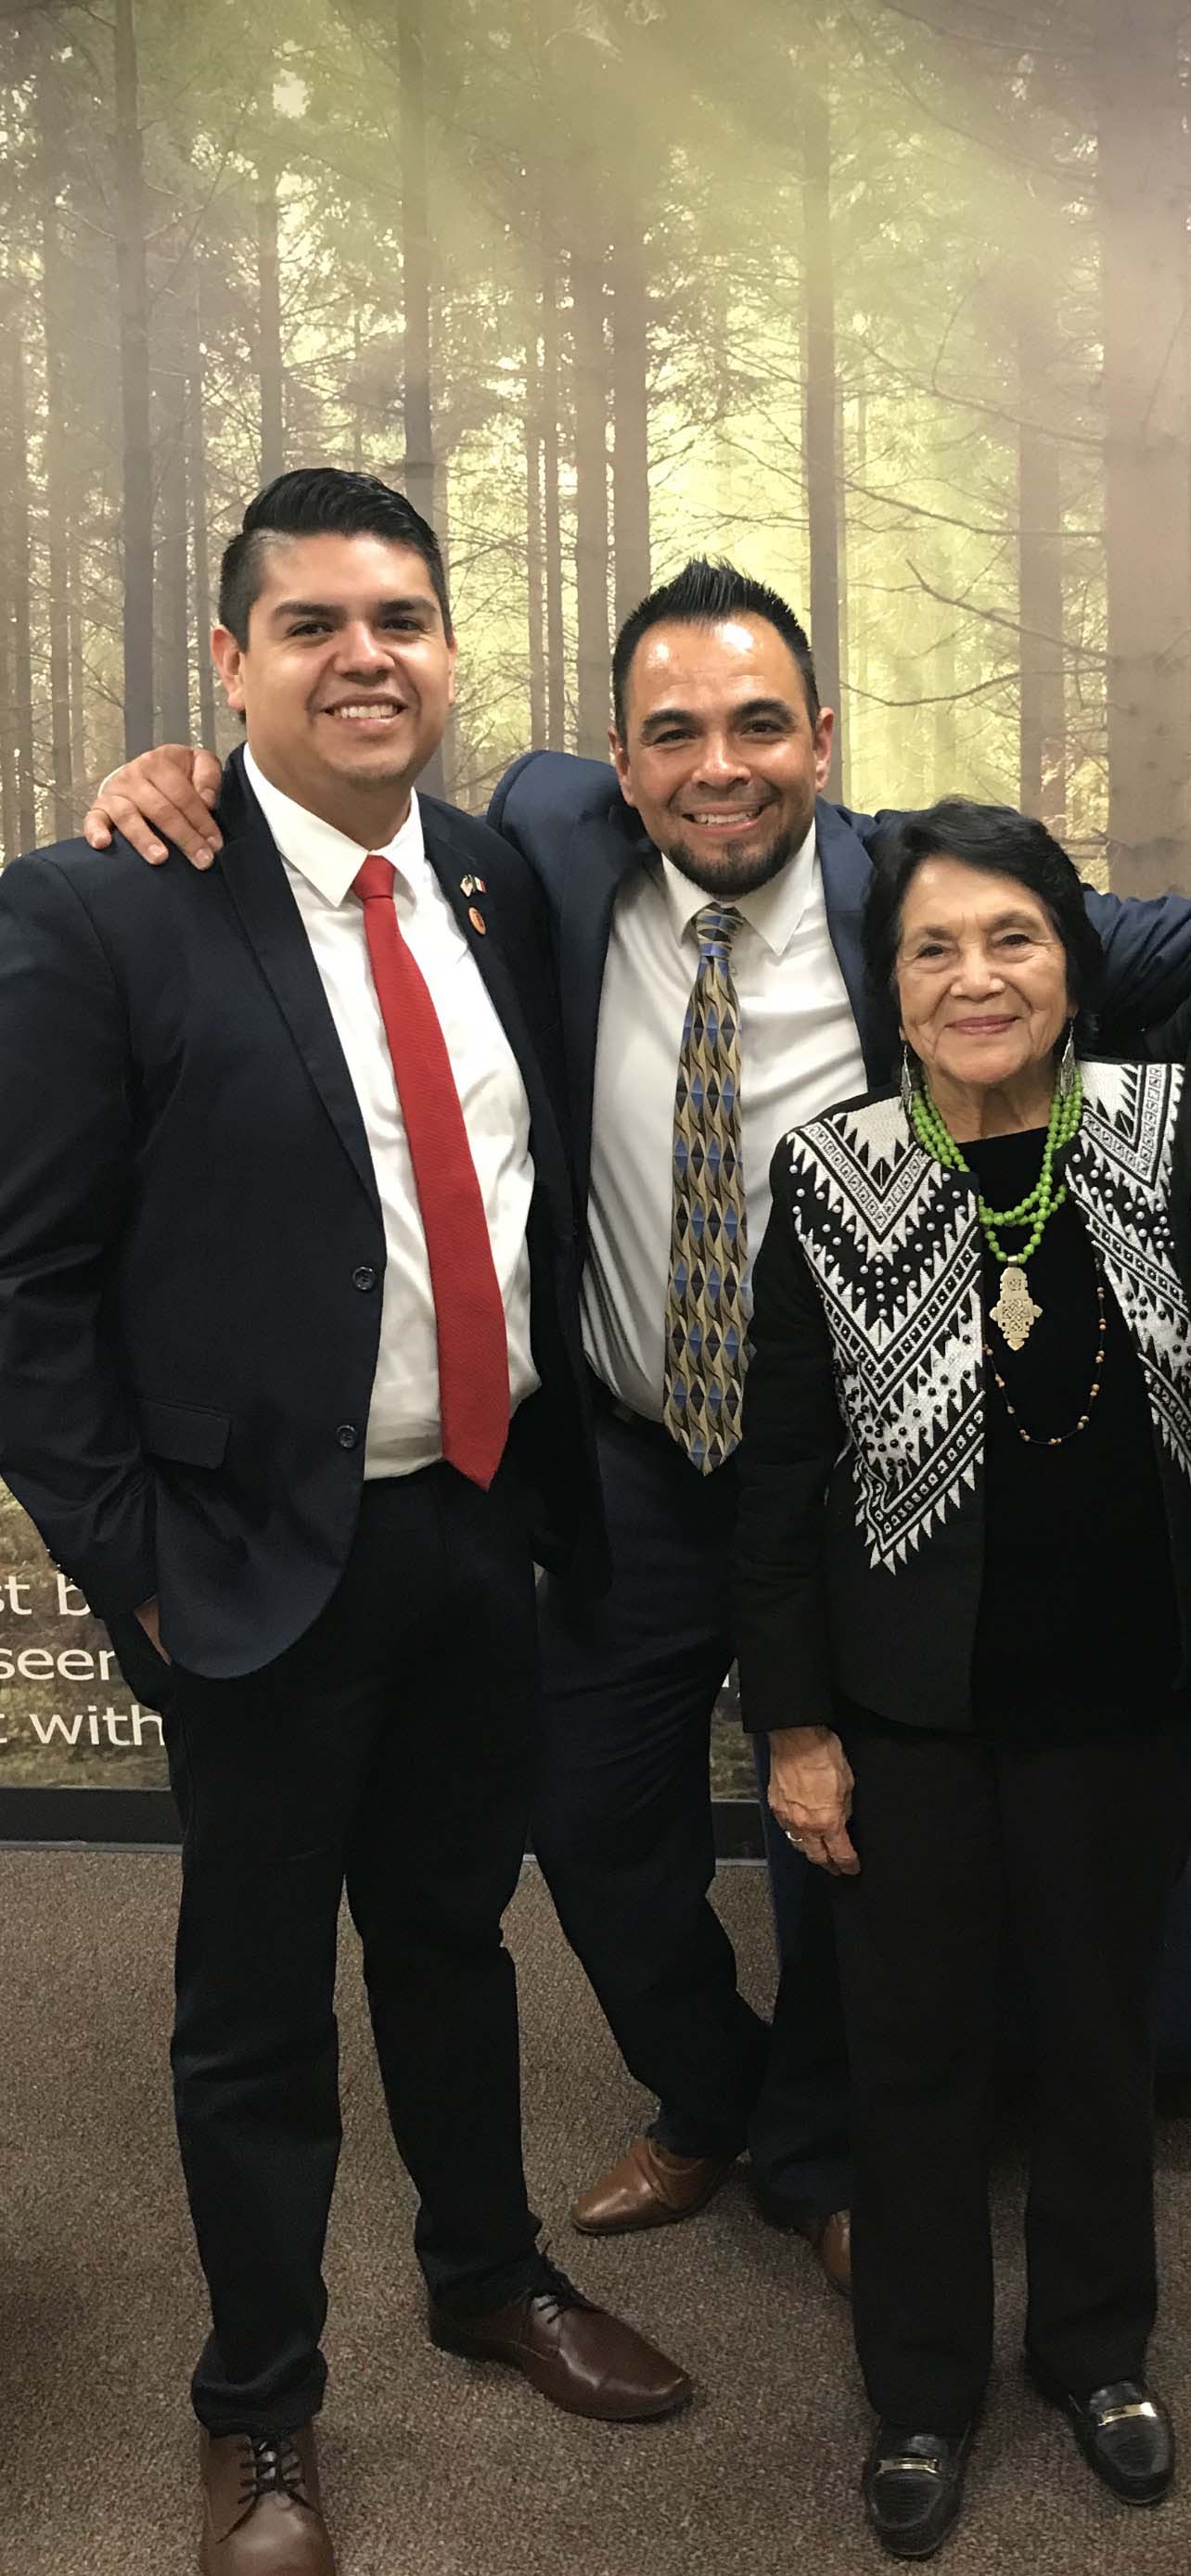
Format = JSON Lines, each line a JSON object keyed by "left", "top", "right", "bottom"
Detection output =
{"left": 352, "top": 1265, "right": 378, "bottom": 1292}
{"left": 336, "top": 1422, "right": 360, "bottom": 1449}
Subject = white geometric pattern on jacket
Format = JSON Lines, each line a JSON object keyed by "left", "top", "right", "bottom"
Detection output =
{"left": 781, "top": 1059, "right": 1191, "bottom": 1573}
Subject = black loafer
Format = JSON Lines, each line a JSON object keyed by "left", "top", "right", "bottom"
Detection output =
{"left": 863, "top": 2422, "right": 973, "bottom": 2558}
{"left": 1028, "top": 2361, "right": 1173, "bottom": 2504}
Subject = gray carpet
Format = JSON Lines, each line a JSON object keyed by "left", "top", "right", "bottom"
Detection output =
{"left": 5, "top": 1847, "right": 1191, "bottom": 2573}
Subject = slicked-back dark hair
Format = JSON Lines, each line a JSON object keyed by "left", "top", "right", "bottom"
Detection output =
{"left": 611, "top": 557, "right": 821, "bottom": 738}
{"left": 218, "top": 466, "right": 453, "bottom": 647}
{"left": 862, "top": 797, "right": 1104, "bottom": 1024}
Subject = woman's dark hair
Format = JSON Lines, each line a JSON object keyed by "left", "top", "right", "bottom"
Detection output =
{"left": 862, "top": 797, "right": 1104, "bottom": 1024}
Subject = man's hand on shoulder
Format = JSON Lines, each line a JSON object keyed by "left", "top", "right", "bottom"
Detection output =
{"left": 83, "top": 746, "right": 224, "bottom": 869}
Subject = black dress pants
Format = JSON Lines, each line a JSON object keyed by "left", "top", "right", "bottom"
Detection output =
{"left": 533, "top": 1409, "right": 852, "bottom": 2212}
{"left": 832, "top": 1715, "right": 1191, "bottom": 2431}
{"left": 155, "top": 1464, "right": 543, "bottom": 2438}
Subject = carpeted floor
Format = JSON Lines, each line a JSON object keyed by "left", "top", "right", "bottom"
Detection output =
{"left": 5, "top": 1847, "right": 1191, "bottom": 2574}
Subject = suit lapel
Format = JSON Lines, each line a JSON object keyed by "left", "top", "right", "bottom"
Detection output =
{"left": 213, "top": 765, "right": 380, "bottom": 1218}
{"left": 559, "top": 807, "right": 649, "bottom": 1200}
{"left": 420, "top": 802, "right": 573, "bottom": 1219}
{"left": 816, "top": 797, "right": 896, "bottom": 1086}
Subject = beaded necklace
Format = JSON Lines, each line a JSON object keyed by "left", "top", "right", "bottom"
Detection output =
{"left": 907, "top": 1063, "right": 1083, "bottom": 1351}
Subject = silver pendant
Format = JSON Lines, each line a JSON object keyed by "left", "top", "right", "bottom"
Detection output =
{"left": 991, "top": 1263, "right": 1042, "bottom": 1350}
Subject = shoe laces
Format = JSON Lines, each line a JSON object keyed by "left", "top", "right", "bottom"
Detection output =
{"left": 237, "top": 2432, "right": 310, "bottom": 2512}
{"left": 528, "top": 2254, "right": 596, "bottom": 2325}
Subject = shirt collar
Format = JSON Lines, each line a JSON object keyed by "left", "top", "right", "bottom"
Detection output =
{"left": 243, "top": 744, "right": 426, "bottom": 908}
{"left": 657, "top": 812, "right": 819, "bottom": 960}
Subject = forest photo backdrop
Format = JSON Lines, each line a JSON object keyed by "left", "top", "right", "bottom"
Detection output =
{"left": 0, "top": 0, "right": 1187, "bottom": 1793}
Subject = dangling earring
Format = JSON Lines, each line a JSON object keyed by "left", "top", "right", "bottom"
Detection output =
{"left": 901, "top": 1043, "right": 916, "bottom": 1120}
{"left": 1058, "top": 1022, "right": 1077, "bottom": 1101}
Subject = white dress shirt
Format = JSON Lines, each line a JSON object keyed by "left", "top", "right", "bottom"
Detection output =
{"left": 244, "top": 747, "right": 538, "bottom": 1477}
{"left": 583, "top": 819, "right": 866, "bottom": 1420}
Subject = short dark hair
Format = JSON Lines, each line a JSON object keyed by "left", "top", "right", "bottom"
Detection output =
{"left": 862, "top": 797, "right": 1104, "bottom": 1021}
{"left": 218, "top": 467, "right": 453, "bottom": 647}
{"left": 611, "top": 556, "right": 821, "bottom": 738}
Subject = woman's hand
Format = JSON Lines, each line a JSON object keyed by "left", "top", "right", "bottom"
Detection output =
{"left": 768, "top": 1724, "right": 859, "bottom": 1875}
{"left": 83, "top": 746, "right": 224, "bottom": 867}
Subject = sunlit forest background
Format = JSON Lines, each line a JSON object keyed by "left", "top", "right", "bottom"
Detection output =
{"left": 1, "top": 0, "right": 1189, "bottom": 893}
{"left": 1, "top": 0, "right": 1189, "bottom": 1794}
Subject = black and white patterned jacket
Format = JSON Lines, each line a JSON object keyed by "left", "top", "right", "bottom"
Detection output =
{"left": 734, "top": 1058, "right": 1191, "bottom": 1734}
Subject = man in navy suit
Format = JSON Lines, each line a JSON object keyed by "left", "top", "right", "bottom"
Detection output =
{"left": 2, "top": 470, "right": 689, "bottom": 2576}
{"left": 83, "top": 556, "right": 1191, "bottom": 2301}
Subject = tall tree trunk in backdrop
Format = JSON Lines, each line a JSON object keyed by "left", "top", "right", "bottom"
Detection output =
{"left": 6, "top": 325, "right": 36, "bottom": 847}
{"left": 852, "top": 385, "right": 869, "bottom": 750}
{"left": 610, "top": 206, "right": 650, "bottom": 628}
{"left": 1018, "top": 282, "right": 1066, "bottom": 828}
{"left": 352, "top": 307, "right": 365, "bottom": 471}
{"left": 0, "top": 311, "right": 18, "bottom": 858}
{"left": 68, "top": 515, "right": 86, "bottom": 795}
{"left": 1095, "top": 0, "right": 1190, "bottom": 891}
{"left": 37, "top": 56, "right": 72, "bottom": 834}
{"left": 398, "top": 0, "right": 442, "bottom": 793}
{"left": 540, "top": 242, "right": 566, "bottom": 749}
{"left": 257, "top": 158, "right": 285, "bottom": 482}
{"left": 835, "top": 385, "right": 851, "bottom": 804}
{"left": 434, "top": 461, "right": 456, "bottom": 802}
{"left": 932, "top": 586, "right": 957, "bottom": 797}
{"left": 524, "top": 290, "right": 547, "bottom": 748}
{"left": 570, "top": 216, "right": 610, "bottom": 757}
{"left": 0, "top": 561, "right": 15, "bottom": 862}
{"left": 801, "top": 39, "right": 843, "bottom": 797}
{"left": 188, "top": 264, "right": 217, "bottom": 747}
{"left": 113, "top": 0, "right": 154, "bottom": 756}
{"left": 155, "top": 260, "right": 192, "bottom": 744}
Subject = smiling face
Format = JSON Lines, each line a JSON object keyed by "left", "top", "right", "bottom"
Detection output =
{"left": 211, "top": 530, "right": 457, "bottom": 838}
{"left": 896, "top": 856, "right": 1071, "bottom": 1113}
{"left": 610, "top": 613, "right": 834, "bottom": 896}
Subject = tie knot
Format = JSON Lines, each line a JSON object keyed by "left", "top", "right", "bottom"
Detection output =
{"left": 694, "top": 902, "right": 740, "bottom": 963}
{"left": 352, "top": 854, "right": 396, "bottom": 904}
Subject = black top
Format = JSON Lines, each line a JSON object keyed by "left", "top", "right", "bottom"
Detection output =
{"left": 736, "top": 1065, "right": 1191, "bottom": 1738}
{"left": 966, "top": 1128, "right": 1184, "bottom": 1736}
{"left": 0, "top": 748, "right": 604, "bottom": 1671}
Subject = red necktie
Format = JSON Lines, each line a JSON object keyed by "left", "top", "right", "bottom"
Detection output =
{"left": 352, "top": 855, "right": 509, "bottom": 1488}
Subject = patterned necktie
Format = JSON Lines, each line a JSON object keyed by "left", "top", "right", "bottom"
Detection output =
{"left": 352, "top": 856, "right": 509, "bottom": 1489}
{"left": 663, "top": 901, "right": 750, "bottom": 1473}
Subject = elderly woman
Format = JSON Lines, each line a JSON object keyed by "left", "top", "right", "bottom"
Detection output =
{"left": 734, "top": 797, "right": 1191, "bottom": 2558}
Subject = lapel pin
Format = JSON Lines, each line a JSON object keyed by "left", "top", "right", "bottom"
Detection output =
{"left": 460, "top": 874, "right": 475, "bottom": 896}
{"left": 468, "top": 904, "right": 487, "bottom": 936}
{"left": 473, "top": 875, "right": 486, "bottom": 894}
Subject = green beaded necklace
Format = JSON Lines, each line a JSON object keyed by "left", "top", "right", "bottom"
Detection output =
{"left": 907, "top": 1061, "right": 1083, "bottom": 1349}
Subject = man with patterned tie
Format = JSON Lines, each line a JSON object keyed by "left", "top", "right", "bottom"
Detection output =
{"left": 0, "top": 469, "right": 689, "bottom": 2576}
{"left": 497, "top": 567, "right": 864, "bottom": 2285}
{"left": 84, "top": 556, "right": 1191, "bottom": 2308}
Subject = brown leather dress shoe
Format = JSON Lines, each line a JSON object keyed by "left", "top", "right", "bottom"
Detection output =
{"left": 748, "top": 2174, "right": 852, "bottom": 2298}
{"left": 199, "top": 2424, "right": 335, "bottom": 2574}
{"left": 571, "top": 2134, "right": 736, "bottom": 2234}
{"left": 813, "top": 2209, "right": 852, "bottom": 2299}
{"left": 429, "top": 2263, "right": 694, "bottom": 2421}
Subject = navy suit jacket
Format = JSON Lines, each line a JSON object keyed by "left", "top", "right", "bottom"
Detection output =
{"left": 489, "top": 749, "right": 1191, "bottom": 1232}
{"left": 0, "top": 747, "right": 600, "bottom": 1674}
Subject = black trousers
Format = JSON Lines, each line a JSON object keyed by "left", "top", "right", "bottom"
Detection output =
{"left": 150, "top": 1464, "right": 543, "bottom": 2438}
{"left": 533, "top": 1409, "right": 852, "bottom": 2212}
{"left": 832, "top": 1715, "right": 1191, "bottom": 2431}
